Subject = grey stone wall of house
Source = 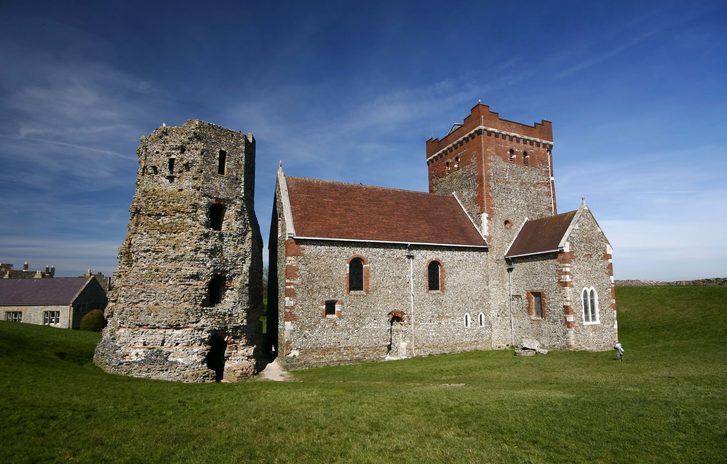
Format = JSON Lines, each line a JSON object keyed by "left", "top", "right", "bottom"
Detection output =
{"left": 2, "top": 305, "right": 71, "bottom": 328}
{"left": 95, "top": 120, "right": 263, "bottom": 383}
{"left": 566, "top": 208, "right": 618, "bottom": 350}
{"left": 277, "top": 238, "right": 490, "bottom": 369}
{"left": 71, "top": 278, "right": 108, "bottom": 329}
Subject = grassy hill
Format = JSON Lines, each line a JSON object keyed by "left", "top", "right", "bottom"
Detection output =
{"left": 1, "top": 286, "right": 725, "bottom": 463}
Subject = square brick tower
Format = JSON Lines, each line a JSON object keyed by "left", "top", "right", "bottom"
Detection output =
{"left": 427, "top": 103, "right": 556, "bottom": 346}
{"left": 95, "top": 120, "right": 263, "bottom": 382}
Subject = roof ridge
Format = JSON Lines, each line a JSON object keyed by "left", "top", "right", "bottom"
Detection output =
{"left": 286, "top": 175, "right": 450, "bottom": 198}
{"left": 526, "top": 209, "right": 577, "bottom": 223}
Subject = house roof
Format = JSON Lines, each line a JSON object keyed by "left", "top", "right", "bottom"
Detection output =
{"left": 505, "top": 210, "right": 577, "bottom": 258}
{"left": 284, "top": 176, "right": 487, "bottom": 247}
{"left": 0, "top": 277, "right": 90, "bottom": 306}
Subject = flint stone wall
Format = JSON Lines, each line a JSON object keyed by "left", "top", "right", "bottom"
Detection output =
{"left": 95, "top": 120, "right": 263, "bottom": 382}
{"left": 566, "top": 208, "right": 618, "bottom": 350}
{"left": 278, "top": 239, "right": 490, "bottom": 369}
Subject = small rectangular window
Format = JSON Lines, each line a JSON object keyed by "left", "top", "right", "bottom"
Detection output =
{"left": 324, "top": 300, "right": 336, "bottom": 316}
{"left": 533, "top": 293, "right": 542, "bottom": 318}
{"left": 218, "top": 150, "right": 227, "bottom": 175}
{"left": 528, "top": 292, "right": 545, "bottom": 319}
{"left": 43, "top": 311, "right": 60, "bottom": 325}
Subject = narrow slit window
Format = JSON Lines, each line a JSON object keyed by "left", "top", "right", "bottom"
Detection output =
{"left": 464, "top": 313, "right": 471, "bottom": 328}
{"left": 209, "top": 203, "right": 225, "bottom": 231}
{"left": 528, "top": 291, "right": 545, "bottom": 319}
{"left": 523, "top": 151, "right": 529, "bottom": 165}
{"left": 508, "top": 149, "right": 515, "bottom": 161}
{"left": 533, "top": 292, "right": 542, "bottom": 318}
{"left": 428, "top": 261, "right": 441, "bottom": 291}
{"left": 168, "top": 157, "right": 175, "bottom": 175}
{"left": 218, "top": 150, "right": 227, "bottom": 175}
{"left": 208, "top": 274, "right": 226, "bottom": 306}
{"left": 478, "top": 312, "right": 485, "bottom": 327}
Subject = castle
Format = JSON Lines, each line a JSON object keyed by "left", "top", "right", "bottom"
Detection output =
{"left": 97, "top": 103, "right": 617, "bottom": 381}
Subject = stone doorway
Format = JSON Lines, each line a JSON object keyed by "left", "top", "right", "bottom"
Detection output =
{"left": 387, "top": 310, "right": 407, "bottom": 358}
{"left": 205, "top": 332, "right": 227, "bottom": 381}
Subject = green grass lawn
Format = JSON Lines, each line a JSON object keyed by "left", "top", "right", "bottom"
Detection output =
{"left": 1, "top": 286, "right": 725, "bottom": 463}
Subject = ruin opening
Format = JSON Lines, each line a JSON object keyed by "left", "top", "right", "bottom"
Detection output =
{"left": 168, "top": 157, "right": 175, "bottom": 174}
{"left": 218, "top": 150, "right": 227, "bottom": 175}
{"left": 209, "top": 203, "right": 225, "bottom": 231}
{"left": 205, "top": 332, "right": 227, "bottom": 381}
{"left": 324, "top": 300, "right": 336, "bottom": 316}
{"left": 208, "top": 274, "right": 226, "bottom": 306}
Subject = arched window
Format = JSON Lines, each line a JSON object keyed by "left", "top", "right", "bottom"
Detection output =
{"left": 427, "top": 260, "right": 442, "bottom": 291}
{"left": 348, "top": 257, "right": 365, "bottom": 292}
{"left": 453, "top": 156, "right": 460, "bottom": 169}
{"left": 478, "top": 312, "right": 485, "bottom": 327}
{"left": 582, "top": 287, "right": 599, "bottom": 324}
{"left": 508, "top": 149, "right": 516, "bottom": 161}
{"left": 523, "top": 151, "right": 529, "bottom": 165}
{"left": 464, "top": 313, "right": 471, "bottom": 328}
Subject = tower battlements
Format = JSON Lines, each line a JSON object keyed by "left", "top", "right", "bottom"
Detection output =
{"left": 426, "top": 103, "right": 552, "bottom": 161}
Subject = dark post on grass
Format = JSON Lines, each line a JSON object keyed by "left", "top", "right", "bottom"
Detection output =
{"left": 614, "top": 341, "right": 624, "bottom": 361}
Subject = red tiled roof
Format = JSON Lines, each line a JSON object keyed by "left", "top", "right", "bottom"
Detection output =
{"left": 0, "top": 277, "right": 89, "bottom": 306}
{"left": 505, "top": 210, "right": 577, "bottom": 258}
{"left": 285, "top": 177, "right": 487, "bottom": 247}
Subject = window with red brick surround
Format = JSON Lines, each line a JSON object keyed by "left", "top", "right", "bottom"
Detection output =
{"left": 427, "top": 259, "right": 444, "bottom": 292}
{"left": 527, "top": 291, "right": 546, "bottom": 319}
{"left": 322, "top": 299, "right": 343, "bottom": 318}
{"left": 347, "top": 256, "right": 369, "bottom": 293}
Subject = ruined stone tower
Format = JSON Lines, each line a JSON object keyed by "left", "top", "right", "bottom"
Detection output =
{"left": 95, "top": 120, "right": 263, "bottom": 382}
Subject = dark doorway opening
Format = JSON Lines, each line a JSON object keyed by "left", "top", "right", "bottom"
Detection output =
{"left": 387, "top": 310, "right": 405, "bottom": 355}
{"left": 205, "top": 332, "right": 227, "bottom": 381}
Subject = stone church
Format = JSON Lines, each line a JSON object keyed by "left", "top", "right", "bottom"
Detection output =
{"left": 269, "top": 103, "right": 618, "bottom": 369}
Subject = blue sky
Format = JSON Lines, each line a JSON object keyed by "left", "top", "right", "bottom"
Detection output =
{"left": 1, "top": 1, "right": 725, "bottom": 280}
